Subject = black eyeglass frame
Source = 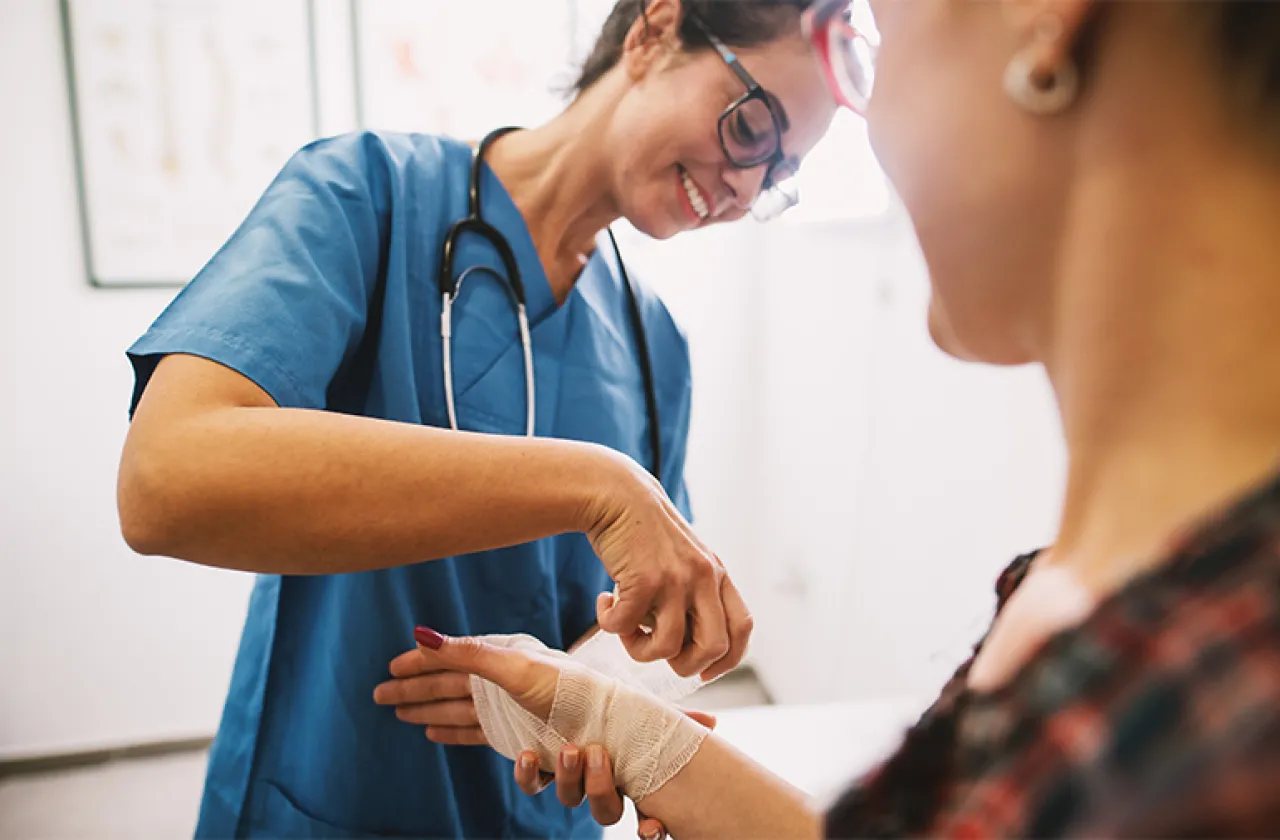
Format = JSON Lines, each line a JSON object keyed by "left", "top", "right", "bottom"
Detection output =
{"left": 685, "top": 12, "right": 797, "bottom": 197}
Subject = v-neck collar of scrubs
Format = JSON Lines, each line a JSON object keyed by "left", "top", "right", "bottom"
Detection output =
{"left": 475, "top": 160, "right": 561, "bottom": 328}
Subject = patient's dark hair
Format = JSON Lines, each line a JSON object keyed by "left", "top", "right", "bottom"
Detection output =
{"left": 1205, "top": 2, "right": 1280, "bottom": 125}
{"left": 572, "top": 0, "right": 814, "bottom": 95}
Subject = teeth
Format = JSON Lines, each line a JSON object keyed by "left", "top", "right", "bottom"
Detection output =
{"left": 680, "top": 168, "right": 710, "bottom": 220}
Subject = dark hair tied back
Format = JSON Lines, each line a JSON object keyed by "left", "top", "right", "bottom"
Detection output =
{"left": 1209, "top": 1, "right": 1280, "bottom": 123}
{"left": 573, "top": 0, "right": 814, "bottom": 95}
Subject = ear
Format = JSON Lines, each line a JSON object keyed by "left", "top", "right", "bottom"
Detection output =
{"left": 621, "top": 0, "right": 686, "bottom": 81}
{"left": 1002, "top": 0, "right": 1096, "bottom": 74}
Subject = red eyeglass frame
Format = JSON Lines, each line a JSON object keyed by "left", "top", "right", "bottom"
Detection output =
{"left": 802, "top": 0, "right": 876, "bottom": 114}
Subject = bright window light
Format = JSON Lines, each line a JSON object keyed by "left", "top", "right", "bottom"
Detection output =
{"left": 784, "top": 110, "right": 889, "bottom": 223}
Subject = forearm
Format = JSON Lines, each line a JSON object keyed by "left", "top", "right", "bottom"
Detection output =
{"left": 636, "top": 734, "right": 822, "bottom": 840}
{"left": 119, "top": 404, "right": 626, "bottom": 574}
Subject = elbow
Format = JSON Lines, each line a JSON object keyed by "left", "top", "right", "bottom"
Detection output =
{"left": 117, "top": 446, "right": 180, "bottom": 557}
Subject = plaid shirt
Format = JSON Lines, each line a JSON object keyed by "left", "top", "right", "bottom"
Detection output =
{"left": 827, "top": 470, "right": 1280, "bottom": 838}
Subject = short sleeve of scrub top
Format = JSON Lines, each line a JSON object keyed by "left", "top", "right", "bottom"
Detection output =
{"left": 127, "top": 134, "right": 393, "bottom": 413}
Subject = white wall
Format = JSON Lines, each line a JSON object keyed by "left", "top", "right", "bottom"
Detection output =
{"left": 0, "top": 0, "right": 365, "bottom": 760}
{"left": 745, "top": 210, "right": 1066, "bottom": 704}
{"left": 0, "top": 0, "right": 256, "bottom": 760}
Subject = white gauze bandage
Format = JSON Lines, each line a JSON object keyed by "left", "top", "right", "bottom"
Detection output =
{"left": 470, "top": 634, "right": 710, "bottom": 802}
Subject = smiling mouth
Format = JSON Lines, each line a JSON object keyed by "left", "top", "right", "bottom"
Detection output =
{"left": 678, "top": 165, "right": 711, "bottom": 222}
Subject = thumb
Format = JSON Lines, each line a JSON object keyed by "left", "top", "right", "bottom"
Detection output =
{"left": 596, "top": 588, "right": 649, "bottom": 636}
{"left": 414, "top": 626, "right": 526, "bottom": 693}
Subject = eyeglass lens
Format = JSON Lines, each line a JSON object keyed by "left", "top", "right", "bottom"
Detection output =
{"left": 815, "top": 0, "right": 877, "bottom": 111}
{"left": 833, "top": 27, "right": 876, "bottom": 109}
{"left": 721, "top": 96, "right": 780, "bottom": 167}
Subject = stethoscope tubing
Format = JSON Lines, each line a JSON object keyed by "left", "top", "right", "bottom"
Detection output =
{"left": 438, "top": 127, "right": 662, "bottom": 477}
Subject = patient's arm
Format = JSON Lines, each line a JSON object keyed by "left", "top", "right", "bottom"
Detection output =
{"left": 634, "top": 733, "right": 821, "bottom": 838}
{"left": 414, "top": 628, "right": 822, "bottom": 840}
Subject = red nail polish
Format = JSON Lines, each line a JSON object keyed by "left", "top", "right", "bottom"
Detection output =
{"left": 414, "top": 626, "right": 445, "bottom": 650}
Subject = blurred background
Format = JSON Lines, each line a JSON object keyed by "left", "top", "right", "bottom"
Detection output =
{"left": 0, "top": 0, "right": 1065, "bottom": 835}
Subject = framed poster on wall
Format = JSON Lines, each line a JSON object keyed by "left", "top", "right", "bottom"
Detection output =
{"left": 61, "top": 0, "right": 320, "bottom": 287}
{"left": 351, "top": 0, "right": 577, "bottom": 141}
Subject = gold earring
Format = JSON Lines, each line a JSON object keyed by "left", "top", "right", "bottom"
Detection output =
{"left": 1003, "top": 14, "right": 1079, "bottom": 116}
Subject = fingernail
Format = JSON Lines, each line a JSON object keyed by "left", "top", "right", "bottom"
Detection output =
{"left": 641, "top": 831, "right": 661, "bottom": 840}
{"left": 563, "top": 748, "right": 579, "bottom": 770}
{"left": 414, "top": 626, "right": 445, "bottom": 650}
{"left": 520, "top": 754, "right": 536, "bottom": 770}
{"left": 587, "top": 745, "right": 604, "bottom": 771}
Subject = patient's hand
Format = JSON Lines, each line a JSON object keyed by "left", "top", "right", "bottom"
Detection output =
{"left": 373, "top": 645, "right": 487, "bottom": 745}
{"left": 404, "top": 627, "right": 712, "bottom": 836}
{"left": 375, "top": 625, "right": 603, "bottom": 746}
{"left": 512, "top": 711, "right": 717, "bottom": 839}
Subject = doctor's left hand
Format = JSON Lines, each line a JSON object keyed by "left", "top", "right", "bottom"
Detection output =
{"left": 374, "top": 647, "right": 486, "bottom": 745}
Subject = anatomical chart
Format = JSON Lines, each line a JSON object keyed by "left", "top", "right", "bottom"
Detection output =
{"left": 63, "top": 0, "right": 317, "bottom": 285}
{"left": 353, "top": 0, "right": 576, "bottom": 142}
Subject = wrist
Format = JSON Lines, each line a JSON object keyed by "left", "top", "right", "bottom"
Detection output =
{"left": 567, "top": 442, "right": 646, "bottom": 537}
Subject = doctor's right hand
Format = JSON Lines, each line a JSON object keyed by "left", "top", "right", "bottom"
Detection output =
{"left": 581, "top": 453, "right": 752, "bottom": 682}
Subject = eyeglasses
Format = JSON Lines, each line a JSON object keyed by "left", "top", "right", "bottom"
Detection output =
{"left": 685, "top": 13, "right": 800, "bottom": 221}
{"left": 802, "top": 0, "right": 878, "bottom": 114}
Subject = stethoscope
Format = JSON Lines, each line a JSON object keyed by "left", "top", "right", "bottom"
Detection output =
{"left": 438, "top": 126, "right": 663, "bottom": 478}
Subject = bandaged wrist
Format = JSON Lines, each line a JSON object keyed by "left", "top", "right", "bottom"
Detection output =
{"left": 470, "top": 634, "right": 710, "bottom": 802}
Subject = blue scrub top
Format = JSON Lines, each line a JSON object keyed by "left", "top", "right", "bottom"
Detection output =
{"left": 127, "top": 132, "right": 694, "bottom": 839}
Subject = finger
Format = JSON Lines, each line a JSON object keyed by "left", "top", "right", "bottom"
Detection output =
{"left": 584, "top": 745, "right": 624, "bottom": 826}
{"left": 683, "top": 710, "right": 718, "bottom": 730}
{"left": 415, "top": 627, "right": 531, "bottom": 694}
{"left": 388, "top": 647, "right": 436, "bottom": 678}
{"left": 668, "top": 564, "right": 728, "bottom": 678}
{"left": 555, "top": 746, "right": 585, "bottom": 808}
{"left": 373, "top": 671, "right": 472, "bottom": 706}
{"left": 626, "top": 598, "right": 686, "bottom": 664}
{"left": 636, "top": 813, "right": 668, "bottom": 840}
{"left": 394, "top": 699, "right": 479, "bottom": 727}
{"left": 514, "top": 752, "right": 551, "bottom": 796}
{"left": 701, "top": 574, "right": 753, "bottom": 682}
{"left": 424, "top": 725, "right": 488, "bottom": 746}
{"left": 597, "top": 580, "right": 655, "bottom": 638}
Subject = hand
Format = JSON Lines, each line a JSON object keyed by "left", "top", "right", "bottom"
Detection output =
{"left": 376, "top": 624, "right": 602, "bottom": 744}
{"left": 583, "top": 454, "right": 754, "bottom": 681}
{"left": 373, "top": 646, "right": 484, "bottom": 746}
{"left": 513, "top": 711, "right": 718, "bottom": 840}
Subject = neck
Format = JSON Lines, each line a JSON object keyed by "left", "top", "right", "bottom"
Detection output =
{"left": 484, "top": 85, "right": 624, "bottom": 304}
{"left": 1044, "top": 75, "right": 1280, "bottom": 589}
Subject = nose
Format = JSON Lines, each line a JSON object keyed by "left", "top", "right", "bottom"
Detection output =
{"left": 721, "top": 163, "right": 771, "bottom": 213}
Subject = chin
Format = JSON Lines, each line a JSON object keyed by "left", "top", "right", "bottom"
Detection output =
{"left": 927, "top": 297, "right": 1031, "bottom": 367}
{"left": 627, "top": 212, "right": 683, "bottom": 242}
{"left": 926, "top": 301, "right": 970, "bottom": 361}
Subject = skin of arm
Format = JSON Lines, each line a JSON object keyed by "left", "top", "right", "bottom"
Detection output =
{"left": 118, "top": 353, "right": 638, "bottom": 575}
{"left": 632, "top": 734, "right": 822, "bottom": 840}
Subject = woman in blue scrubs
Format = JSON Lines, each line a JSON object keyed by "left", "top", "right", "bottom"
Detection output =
{"left": 117, "top": 0, "right": 834, "bottom": 836}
